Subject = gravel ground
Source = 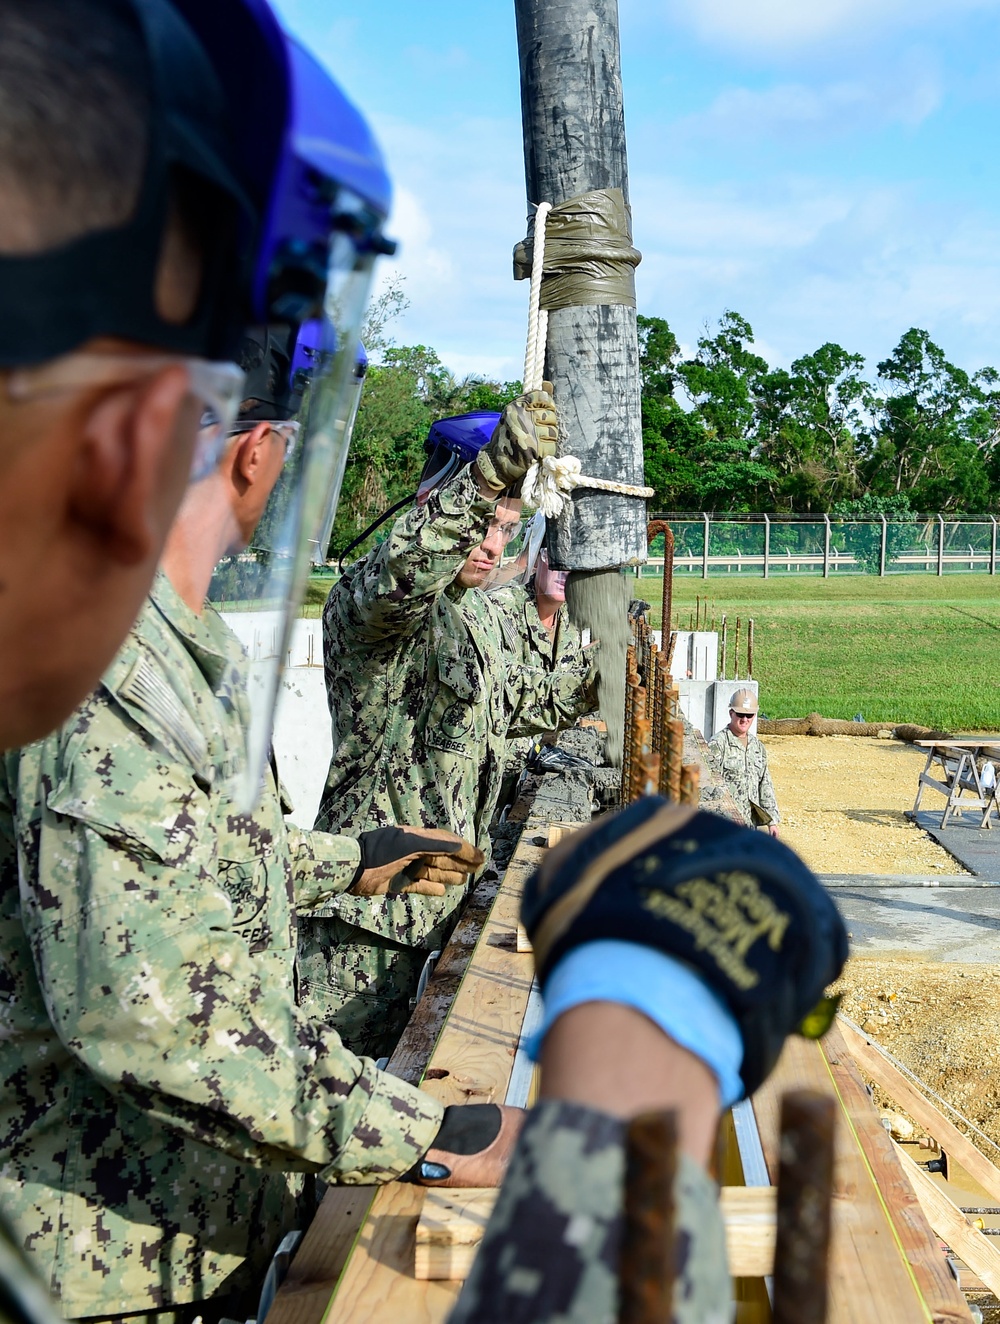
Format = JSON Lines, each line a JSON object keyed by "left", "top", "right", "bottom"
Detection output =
{"left": 835, "top": 956, "right": 1000, "bottom": 1151}
{"left": 764, "top": 738, "right": 1000, "bottom": 1147}
{"left": 762, "top": 734, "right": 964, "bottom": 875}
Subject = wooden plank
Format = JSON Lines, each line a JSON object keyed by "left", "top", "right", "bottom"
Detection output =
{"left": 839, "top": 1017, "right": 1000, "bottom": 1207}
{"left": 752, "top": 1034, "right": 950, "bottom": 1323}
{"left": 896, "top": 1144, "right": 1000, "bottom": 1303}
{"left": 267, "top": 857, "right": 514, "bottom": 1324}
{"left": 413, "top": 1184, "right": 777, "bottom": 1282}
{"left": 316, "top": 827, "right": 547, "bottom": 1324}
{"left": 822, "top": 1023, "right": 971, "bottom": 1323}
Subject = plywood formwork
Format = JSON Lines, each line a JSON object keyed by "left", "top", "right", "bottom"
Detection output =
{"left": 269, "top": 791, "right": 976, "bottom": 1324}
{"left": 268, "top": 820, "right": 551, "bottom": 1324}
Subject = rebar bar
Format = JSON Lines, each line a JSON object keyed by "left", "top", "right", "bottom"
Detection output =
{"left": 720, "top": 615, "right": 727, "bottom": 680}
{"left": 646, "top": 520, "right": 675, "bottom": 642}
{"left": 618, "top": 1111, "right": 678, "bottom": 1324}
{"left": 747, "top": 617, "right": 754, "bottom": 680}
{"left": 733, "top": 617, "right": 741, "bottom": 681}
{"left": 772, "top": 1090, "right": 835, "bottom": 1324}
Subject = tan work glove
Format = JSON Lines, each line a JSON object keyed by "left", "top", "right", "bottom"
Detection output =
{"left": 350, "top": 826, "right": 485, "bottom": 897}
{"left": 475, "top": 384, "right": 559, "bottom": 494}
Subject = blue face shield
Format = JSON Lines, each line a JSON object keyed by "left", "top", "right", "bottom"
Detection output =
{"left": 171, "top": 7, "right": 396, "bottom": 809}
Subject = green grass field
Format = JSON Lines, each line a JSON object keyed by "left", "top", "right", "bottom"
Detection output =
{"left": 641, "top": 573, "right": 1000, "bottom": 731}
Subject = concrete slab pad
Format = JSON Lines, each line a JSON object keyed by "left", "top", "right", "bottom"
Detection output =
{"left": 911, "top": 808, "right": 1000, "bottom": 880}
{"left": 826, "top": 881, "right": 1000, "bottom": 962}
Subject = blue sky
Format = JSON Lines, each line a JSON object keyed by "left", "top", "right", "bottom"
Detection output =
{"left": 272, "top": 0, "right": 1000, "bottom": 383}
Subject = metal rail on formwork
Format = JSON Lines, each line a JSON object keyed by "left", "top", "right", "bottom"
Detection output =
{"left": 619, "top": 519, "right": 700, "bottom": 807}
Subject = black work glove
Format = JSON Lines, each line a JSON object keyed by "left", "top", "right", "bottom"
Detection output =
{"left": 352, "top": 826, "right": 485, "bottom": 897}
{"left": 408, "top": 1104, "right": 525, "bottom": 1187}
{"left": 520, "top": 797, "right": 848, "bottom": 1096}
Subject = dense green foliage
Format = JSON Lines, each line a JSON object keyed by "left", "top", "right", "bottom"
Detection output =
{"left": 640, "top": 313, "right": 1000, "bottom": 515}
{"left": 330, "top": 281, "right": 520, "bottom": 560}
{"left": 329, "top": 280, "right": 1000, "bottom": 558}
{"left": 646, "top": 573, "right": 1000, "bottom": 731}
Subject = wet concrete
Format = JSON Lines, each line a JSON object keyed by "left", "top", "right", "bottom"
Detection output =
{"left": 825, "top": 875, "right": 1000, "bottom": 963}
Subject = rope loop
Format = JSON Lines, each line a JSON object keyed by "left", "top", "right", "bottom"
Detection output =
{"left": 518, "top": 201, "right": 652, "bottom": 516}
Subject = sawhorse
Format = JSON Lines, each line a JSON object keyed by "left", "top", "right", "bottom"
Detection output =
{"left": 913, "top": 740, "right": 1000, "bottom": 829}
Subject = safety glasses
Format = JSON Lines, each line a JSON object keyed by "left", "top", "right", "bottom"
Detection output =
{"left": 227, "top": 418, "right": 301, "bottom": 463}
{"left": 489, "top": 516, "right": 524, "bottom": 546}
{"left": 7, "top": 351, "right": 246, "bottom": 482}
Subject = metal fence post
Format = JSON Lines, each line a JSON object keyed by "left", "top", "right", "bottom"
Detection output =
{"left": 823, "top": 514, "right": 830, "bottom": 578}
{"left": 937, "top": 514, "right": 945, "bottom": 576}
{"left": 992, "top": 516, "right": 997, "bottom": 576}
{"left": 702, "top": 513, "right": 710, "bottom": 580}
{"left": 763, "top": 514, "right": 770, "bottom": 580}
{"left": 879, "top": 515, "right": 887, "bottom": 577}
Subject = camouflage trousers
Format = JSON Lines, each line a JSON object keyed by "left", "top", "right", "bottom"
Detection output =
{"left": 296, "top": 915, "right": 432, "bottom": 1060}
{"left": 448, "top": 1099, "right": 733, "bottom": 1324}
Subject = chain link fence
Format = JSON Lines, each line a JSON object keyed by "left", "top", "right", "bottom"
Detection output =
{"left": 643, "top": 514, "right": 1000, "bottom": 578}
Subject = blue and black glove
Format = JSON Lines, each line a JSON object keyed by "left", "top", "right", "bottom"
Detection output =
{"left": 521, "top": 796, "right": 848, "bottom": 1097}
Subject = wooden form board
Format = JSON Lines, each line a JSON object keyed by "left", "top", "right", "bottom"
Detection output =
{"left": 896, "top": 1145, "right": 1000, "bottom": 1301}
{"left": 284, "top": 824, "right": 551, "bottom": 1324}
{"left": 414, "top": 1184, "right": 777, "bottom": 1282}
{"left": 839, "top": 1016, "right": 1000, "bottom": 1207}
{"left": 752, "top": 1023, "right": 971, "bottom": 1323}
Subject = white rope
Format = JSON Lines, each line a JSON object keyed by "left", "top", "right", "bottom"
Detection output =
{"left": 519, "top": 200, "right": 653, "bottom": 516}
{"left": 523, "top": 203, "right": 551, "bottom": 392}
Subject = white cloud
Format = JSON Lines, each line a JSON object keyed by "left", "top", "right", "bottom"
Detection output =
{"left": 632, "top": 169, "right": 1000, "bottom": 374}
{"left": 676, "top": 69, "right": 942, "bottom": 144}
{"left": 652, "top": 0, "right": 1000, "bottom": 49}
{"left": 365, "top": 113, "right": 533, "bottom": 380}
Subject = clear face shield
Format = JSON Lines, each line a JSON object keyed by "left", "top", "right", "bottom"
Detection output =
{"left": 207, "top": 216, "right": 379, "bottom": 809}
{"left": 482, "top": 510, "right": 546, "bottom": 592}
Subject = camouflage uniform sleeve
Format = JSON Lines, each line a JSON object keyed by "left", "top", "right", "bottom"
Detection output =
{"left": 755, "top": 741, "right": 781, "bottom": 825}
{"left": 447, "top": 1099, "right": 731, "bottom": 1324}
{"left": 285, "top": 825, "right": 362, "bottom": 910}
{"left": 705, "top": 733, "right": 725, "bottom": 777}
{"left": 24, "top": 724, "right": 442, "bottom": 1185}
{"left": 506, "top": 612, "right": 598, "bottom": 740}
{"left": 325, "top": 468, "right": 497, "bottom": 651}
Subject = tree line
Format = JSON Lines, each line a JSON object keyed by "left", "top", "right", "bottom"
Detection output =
{"left": 639, "top": 311, "right": 1000, "bottom": 517}
{"left": 330, "top": 283, "right": 1000, "bottom": 558}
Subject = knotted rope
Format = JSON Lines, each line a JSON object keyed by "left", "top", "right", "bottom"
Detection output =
{"left": 519, "top": 200, "right": 653, "bottom": 516}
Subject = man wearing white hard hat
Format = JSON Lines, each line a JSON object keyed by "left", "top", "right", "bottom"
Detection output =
{"left": 707, "top": 687, "right": 781, "bottom": 835}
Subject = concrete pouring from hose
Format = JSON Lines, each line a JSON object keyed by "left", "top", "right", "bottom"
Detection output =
{"left": 510, "top": 194, "right": 652, "bottom": 765}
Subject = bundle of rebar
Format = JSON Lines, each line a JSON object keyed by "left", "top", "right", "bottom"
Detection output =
{"left": 620, "top": 600, "right": 700, "bottom": 808}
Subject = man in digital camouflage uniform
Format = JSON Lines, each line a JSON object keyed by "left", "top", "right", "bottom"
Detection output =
{"left": 707, "top": 688, "right": 781, "bottom": 835}
{"left": 449, "top": 797, "right": 848, "bottom": 1324}
{"left": 0, "top": 336, "right": 528, "bottom": 1319}
{"left": 493, "top": 545, "right": 588, "bottom": 796}
{"left": 305, "top": 398, "right": 598, "bottom": 1059}
{"left": 0, "top": 4, "right": 279, "bottom": 1321}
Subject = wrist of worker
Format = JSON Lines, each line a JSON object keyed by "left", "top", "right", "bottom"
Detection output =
{"left": 527, "top": 939, "right": 745, "bottom": 1109}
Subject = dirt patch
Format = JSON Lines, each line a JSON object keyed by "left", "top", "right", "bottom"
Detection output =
{"left": 836, "top": 955, "right": 1000, "bottom": 1152}
{"left": 762, "top": 734, "right": 963, "bottom": 875}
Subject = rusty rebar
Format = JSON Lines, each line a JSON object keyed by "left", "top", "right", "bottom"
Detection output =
{"left": 720, "top": 615, "right": 727, "bottom": 680}
{"left": 618, "top": 1110, "right": 678, "bottom": 1324}
{"left": 771, "top": 1090, "right": 836, "bottom": 1324}
{"left": 734, "top": 617, "right": 741, "bottom": 681}
{"left": 646, "top": 519, "right": 674, "bottom": 641}
{"left": 680, "top": 763, "right": 700, "bottom": 805}
{"left": 748, "top": 617, "right": 754, "bottom": 679}
{"left": 666, "top": 719, "right": 684, "bottom": 802}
